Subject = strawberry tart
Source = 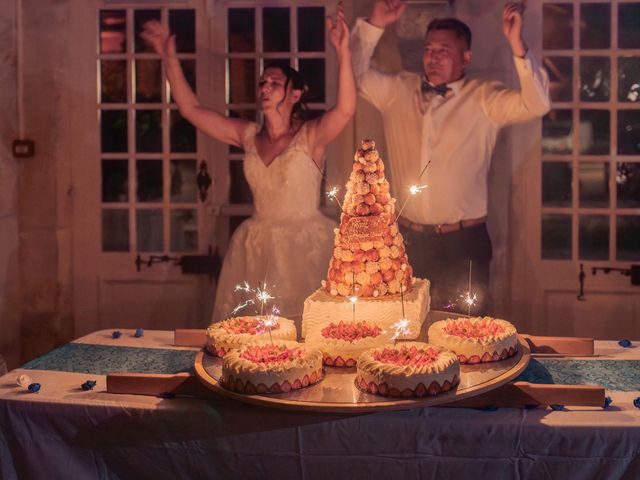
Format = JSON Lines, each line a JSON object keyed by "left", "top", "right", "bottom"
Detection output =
{"left": 355, "top": 342, "right": 460, "bottom": 398}
{"left": 428, "top": 317, "right": 518, "bottom": 364}
{"left": 221, "top": 340, "right": 324, "bottom": 394}
{"left": 305, "top": 320, "right": 392, "bottom": 367}
{"left": 205, "top": 315, "right": 297, "bottom": 357}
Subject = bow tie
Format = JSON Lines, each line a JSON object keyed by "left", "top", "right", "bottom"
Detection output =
{"left": 421, "top": 81, "right": 451, "bottom": 97}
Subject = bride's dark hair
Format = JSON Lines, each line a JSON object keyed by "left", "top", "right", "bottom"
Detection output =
{"left": 263, "top": 62, "right": 311, "bottom": 124}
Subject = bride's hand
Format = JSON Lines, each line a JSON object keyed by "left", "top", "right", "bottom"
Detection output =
{"left": 140, "top": 20, "right": 176, "bottom": 59}
{"left": 327, "top": 2, "right": 349, "bottom": 57}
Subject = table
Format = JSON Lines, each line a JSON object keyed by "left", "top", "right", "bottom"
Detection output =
{"left": 1, "top": 329, "right": 640, "bottom": 479}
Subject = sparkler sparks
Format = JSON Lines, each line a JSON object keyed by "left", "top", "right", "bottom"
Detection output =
{"left": 325, "top": 186, "right": 343, "bottom": 209}
{"left": 231, "top": 281, "right": 275, "bottom": 317}
{"left": 395, "top": 184, "right": 428, "bottom": 222}
{"left": 391, "top": 318, "right": 411, "bottom": 344}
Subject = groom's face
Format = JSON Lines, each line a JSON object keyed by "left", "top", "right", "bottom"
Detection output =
{"left": 422, "top": 29, "right": 471, "bottom": 85}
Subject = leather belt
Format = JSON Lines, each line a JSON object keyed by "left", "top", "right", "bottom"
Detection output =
{"left": 398, "top": 216, "right": 486, "bottom": 235}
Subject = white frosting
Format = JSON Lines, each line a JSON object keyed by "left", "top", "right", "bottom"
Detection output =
{"left": 222, "top": 340, "right": 323, "bottom": 389}
{"left": 428, "top": 317, "right": 518, "bottom": 359}
{"left": 206, "top": 316, "right": 297, "bottom": 355}
{"left": 302, "top": 278, "right": 430, "bottom": 339}
{"left": 305, "top": 323, "right": 392, "bottom": 362}
{"left": 356, "top": 342, "right": 459, "bottom": 391}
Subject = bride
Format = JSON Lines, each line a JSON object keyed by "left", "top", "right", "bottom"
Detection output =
{"left": 141, "top": 5, "right": 355, "bottom": 321}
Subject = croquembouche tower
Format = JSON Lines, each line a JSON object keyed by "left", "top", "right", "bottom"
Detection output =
{"left": 302, "top": 140, "right": 430, "bottom": 339}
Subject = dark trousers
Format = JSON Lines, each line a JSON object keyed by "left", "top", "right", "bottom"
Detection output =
{"left": 401, "top": 223, "right": 492, "bottom": 316}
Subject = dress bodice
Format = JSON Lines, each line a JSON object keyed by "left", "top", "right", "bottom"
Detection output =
{"left": 242, "top": 123, "right": 323, "bottom": 219}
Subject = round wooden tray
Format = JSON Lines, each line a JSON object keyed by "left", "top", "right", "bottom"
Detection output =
{"left": 194, "top": 336, "right": 530, "bottom": 413}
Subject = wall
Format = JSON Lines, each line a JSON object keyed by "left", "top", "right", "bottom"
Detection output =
{"left": 0, "top": 0, "right": 75, "bottom": 369}
{"left": 0, "top": 0, "right": 20, "bottom": 369}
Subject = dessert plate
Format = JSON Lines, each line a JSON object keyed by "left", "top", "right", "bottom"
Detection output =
{"left": 194, "top": 311, "right": 530, "bottom": 413}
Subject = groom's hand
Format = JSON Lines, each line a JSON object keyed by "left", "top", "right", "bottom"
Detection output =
{"left": 502, "top": 2, "right": 528, "bottom": 57}
{"left": 369, "top": 0, "right": 406, "bottom": 29}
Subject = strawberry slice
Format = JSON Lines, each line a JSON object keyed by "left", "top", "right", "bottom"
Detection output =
{"left": 270, "top": 383, "right": 282, "bottom": 393}
{"left": 245, "top": 382, "right": 256, "bottom": 394}
{"left": 293, "top": 379, "right": 303, "bottom": 389}
{"left": 281, "top": 380, "right": 292, "bottom": 393}
{"left": 256, "top": 383, "right": 268, "bottom": 393}
{"left": 378, "top": 382, "right": 389, "bottom": 395}
{"left": 302, "top": 375, "right": 310, "bottom": 387}
{"left": 428, "top": 381, "right": 440, "bottom": 396}
{"left": 414, "top": 383, "right": 427, "bottom": 397}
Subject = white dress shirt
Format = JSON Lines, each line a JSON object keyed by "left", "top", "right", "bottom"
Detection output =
{"left": 351, "top": 18, "right": 551, "bottom": 225}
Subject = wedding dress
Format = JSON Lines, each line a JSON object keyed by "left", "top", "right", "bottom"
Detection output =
{"left": 212, "top": 122, "right": 336, "bottom": 323}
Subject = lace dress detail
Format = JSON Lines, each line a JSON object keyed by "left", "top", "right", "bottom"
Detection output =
{"left": 212, "top": 123, "right": 336, "bottom": 322}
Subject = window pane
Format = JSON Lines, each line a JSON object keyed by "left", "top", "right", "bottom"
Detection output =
{"left": 617, "top": 216, "right": 640, "bottom": 260}
{"left": 228, "top": 9, "right": 255, "bottom": 53}
{"left": 100, "top": 10, "right": 126, "bottom": 54}
{"left": 263, "top": 8, "right": 290, "bottom": 52}
{"left": 541, "top": 214, "right": 572, "bottom": 259}
{"left": 619, "top": 4, "right": 640, "bottom": 49}
{"left": 169, "top": 10, "right": 196, "bottom": 53}
{"left": 134, "top": 10, "right": 160, "bottom": 53}
{"left": 543, "top": 4, "right": 573, "bottom": 50}
{"left": 579, "top": 162, "right": 609, "bottom": 208}
{"left": 170, "top": 160, "right": 197, "bottom": 203}
{"left": 617, "top": 163, "right": 640, "bottom": 208}
{"left": 580, "top": 3, "right": 610, "bottom": 49}
{"left": 101, "top": 60, "right": 127, "bottom": 103}
{"left": 136, "top": 110, "right": 162, "bottom": 153}
{"left": 542, "top": 162, "right": 572, "bottom": 207}
{"left": 228, "top": 59, "right": 256, "bottom": 103}
{"left": 229, "top": 160, "right": 252, "bottom": 204}
{"left": 136, "top": 209, "right": 163, "bottom": 252}
{"left": 618, "top": 110, "right": 640, "bottom": 155}
{"left": 544, "top": 56, "right": 572, "bottom": 102}
{"left": 102, "top": 160, "right": 128, "bottom": 202}
{"left": 579, "top": 214, "right": 609, "bottom": 260}
{"left": 170, "top": 209, "right": 198, "bottom": 252}
{"left": 542, "top": 109, "right": 572, "bottom": 155}
{"left": 228, "top": 109, "right": 256, "bottom": 153}
{"left": 579, "top": 110, "right": 609, "bottom": 155}
{"left": 299, "top": 59, "right": 325, "bottom": 103}
{"left": 580, "top": 57, "right": 610, "bottom": 102}
{"left": 136, "top": 160, "right": 163, "bottom": 203}
{"left": 170, "top": 110, "right": 196, "bottom": 153}
{"left": 618, "top": 57, "right": 640, "bottom": 103}
{"left": 135, "top": 60, "right": 162, "bottom": 103}
{"left": 102, "top": 209, "right": 129, "bottom": 252}
{"left": 170, "top": 60, "right": 195, "bottom": 103}
{"left": 101, "top": 110, "right": 128, "bottom": 153}
{"left": 298, "top": 7, "right": 325, "bottom": 52}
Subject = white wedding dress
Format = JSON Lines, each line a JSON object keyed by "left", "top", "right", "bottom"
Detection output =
{"left": 212, "top": 122, "right": 336, "bottom": 323}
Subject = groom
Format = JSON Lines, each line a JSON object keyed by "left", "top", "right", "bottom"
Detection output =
{"left": 350, "top": 0, "right": 550, "bottom": 313}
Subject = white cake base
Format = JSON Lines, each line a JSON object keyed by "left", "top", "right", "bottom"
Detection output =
{"left": 301, "top": 278, "right": 430, "bottom": 340}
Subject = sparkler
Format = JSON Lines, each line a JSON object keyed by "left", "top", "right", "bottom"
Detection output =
{"left": 325, "top": 186, "right": 343, "bottom": 210}
{"left": 459, "top": 260, "right": 477, "bottom": 316}
{"left": 231, "top": 281, "right": 274, "bottom": 317}
{"left": 394, "top": 184, "right": 428, "bottom": 222}
{"left": 258, "top": 306, "right": 280, "bottom": 344}
{"left": 391, "top": 318, "right": 411, "bottom": 345}
{"left": 347, "top": 270, "right": 358, "bottom": 322}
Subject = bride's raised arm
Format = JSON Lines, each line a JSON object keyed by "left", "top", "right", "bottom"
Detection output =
{"left": 140, "top": 20, "right": 249, "bottom": 148}
{"left": 307, "top": 3, "right": 356, "bottom": 168}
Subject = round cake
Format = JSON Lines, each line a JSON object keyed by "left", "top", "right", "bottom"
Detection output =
{"left": 355, "top": 342, "right": 460, "bottom": 398}
{"left": 206, "top": 315, "right": 297, "bottom": 357}
{"left": 305, "top": 320, "right": 391, "bottom": 367}
{"left": 428, "top": 316, "right": 518, "bottom": 364}
{"left": 221, "top": 340, "right": 324, "bottom": 394}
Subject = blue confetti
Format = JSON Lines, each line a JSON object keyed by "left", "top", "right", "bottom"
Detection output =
{"left": 603, "top": 396, "right": 613, "bottom": 409}
{"left": 550, "top": 404, "right": 565, "bottom": 411}
{"left": 81, "top": 380, "right": 97, "bottom": 391}
{"left": 28, "top": 383, "right": 41, "bottom": 393}
{"left": 618, "top": 339, "right": 632, "bottom": 348}
{"left": 634, "top": 397, "right": 640, "bottom": 409}
{"left": 134, "top": 328, "right": 144, "bottom": 338}
{"left": 159, "top": 391, "right": 176, "bottom": 399}
{"left": 112, "top": 331, "right": 122, "bottom": 339}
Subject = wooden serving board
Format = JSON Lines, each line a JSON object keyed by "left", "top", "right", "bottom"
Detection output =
{"left": 192, "top": 336, "right": 532, "bottom": 413}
